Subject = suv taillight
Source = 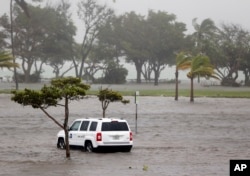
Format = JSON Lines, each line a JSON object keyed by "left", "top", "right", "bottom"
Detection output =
{"left": 130, "top": 132, "right": 133, "bottom": 141}
{"left": 96, "top": 132, "right": 102, "bottom": 141}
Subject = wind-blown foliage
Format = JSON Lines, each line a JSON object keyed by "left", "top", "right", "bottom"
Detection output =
{"left": 1, "top": 2, "right": 76, "bottom": 83}
{"left": 0, "top": 51, "right": 19, "bottom": 69}
{"left": 117, "top": 12, "right": 148, "bottom": 83}
{"left": 176, "top": 52, "right": 192, "bottom": 70}
{"left": 175, "top": 52, "right": 192, "bottom": 100}
{"left": 146, "top": 10, "right": 187, "bottom": 85}
{"left": 192, "top": 18, "right": 218, "bottom": 53}
{"left": 97, "top": 88, "right": 129, "bottom": 118}
{"left": 11, "top": 77, "right": 90, "bottom": 158}
{"left": 218, "top": 24, "right": 250, "bottom": 86}
{"left": 187, "top": 54, "right": 219, "bottom": 102}
{"left": 2, "top": 1, "right": 250, "bottom": 87}
{"left": 76, "top": 0, "right": 114, "bottom": 78}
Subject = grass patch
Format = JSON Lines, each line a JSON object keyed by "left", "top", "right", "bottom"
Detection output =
{"left": 0, "top": 90, "right": 14, "bottom": 94}
{"left": 87, "top": 89, "right": 250, "bottom": 98}
{"left": 2, "top": 87, "right": 250, "bottom": 98}
{"left": 192, "top": 90, "right": 250, "bottom": 98}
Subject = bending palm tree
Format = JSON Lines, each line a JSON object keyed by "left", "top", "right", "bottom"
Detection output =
{"left": 10, "top": 0, "right": 29, "bottom": 89}
{"left": 192, "top": 18, "right": 218, "bottom": 83}
{"left": 0, "top": 51, "right": 19, "bottom": 69}
{"left": 14, "top": 0, "right": 30, "bottom": 17}
{"left": 175, "top": 52, "right": 191, "bottom": 100}
{"left": 187, "top": 54, "right": 218, "bottom": 102}
{"left": 192, "top": 18, "right": 217, "bottom": 53}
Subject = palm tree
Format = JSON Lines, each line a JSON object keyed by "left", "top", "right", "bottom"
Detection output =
{"left": 14, "top": 0, "right": 30, "bottom": 17}
{"left": 10, "top": 0, "right": 30, "bottom": 89}
{"left": 0, "top": 51, "right": 19, "bottom": 69}
{"left": 187, "top": 54, "right": 218, "bottom": 102}
{"left": 192, "top": 18, "right": 218, "bottom": 53}
{"left": 175, "top": 52, "right": 191, "bottom": 100}
{"left": 192, "top": 18, "right": 218, "bottom": 83}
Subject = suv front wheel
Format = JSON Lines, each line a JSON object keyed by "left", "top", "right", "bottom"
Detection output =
{"left": 57, "top": 138, "right": 65, "bottom": 149}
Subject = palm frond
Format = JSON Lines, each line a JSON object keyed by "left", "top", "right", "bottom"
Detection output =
{"left": 191, "top": 55, "right": 210, "bottom": 69}
{"left": 188, "top": 54, "right": 219, "bottom": 80}
{"left": 176, "top": 52, "right": 192, "bottom": 70}
{"left": 192, "top": 18, "right": 200, "bottom": 31}
{"left": 14, "top": 0, "right": 30, "bottom": 18}
{"left": 0, "top": 51, "right": 19, "bottom": 69}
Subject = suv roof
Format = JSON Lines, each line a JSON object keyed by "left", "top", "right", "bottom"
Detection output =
{"left": 73, "top": 118, "right": 127, "bottom": 122}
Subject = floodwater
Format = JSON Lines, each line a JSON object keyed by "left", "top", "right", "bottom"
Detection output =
{"left": 1, "top": 94, "right": 250, "bottom": 176}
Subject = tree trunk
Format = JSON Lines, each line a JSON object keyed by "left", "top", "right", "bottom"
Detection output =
{"left": 54, "top": 67, "right": 60, "bottom": 78}
{"left": 154, "top": 70, "right": 159, "bottom": 86}
{"left": 190, "top": 77, "right": 194, "bottom": 102}
{"left": 22, "top": 59, "right": 33, "bottom": 83}
{"left": 135, "top": 62, "right": 142, "bottom": 83}
{"left": 79, "top": 58, "right": 85, "bottom": 79}
{"left": 102, "top": 100, "right": 108, "bottom": 118}
{"left": 64, "top": 128, "right": 70, "bottom": 158}
{"left": 243, "top": 69, "right": 249, "bottom": 85}
{"left": 24, "top": 70, "right": 31, "bottom": 83}
{"left": 175, "top": 69, "right": 178, "bottom": 101}
{"left": 72, "top": 58, "right": 79, "bottom": 77}
{"left": 103, "top": 110, "right": 105, "bottom": 118}
{"left": 136, "top": 70, "right": 141, "bottom": 83}
{"left": 64, "top": 97, "right": 70, "bottom": 158}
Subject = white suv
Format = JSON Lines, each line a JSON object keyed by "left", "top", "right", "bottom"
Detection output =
{"left": 57, "top": 118, "right": 133, "bottom": 152}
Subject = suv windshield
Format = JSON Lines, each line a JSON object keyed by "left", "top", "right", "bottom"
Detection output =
{"left": 101, "top": 122, "right": 129, "bottom": 131}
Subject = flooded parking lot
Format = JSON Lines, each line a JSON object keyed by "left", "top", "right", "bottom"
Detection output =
{"left": 1, "top": 94, "right": 250, "bottom": 176}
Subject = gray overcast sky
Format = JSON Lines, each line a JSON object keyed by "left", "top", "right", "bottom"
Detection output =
{"left": 109, "top": 0, "right": 250, "bottom": 32}
{"left": 0, "top": 0, "right": 250, "bottom": 38}
{"left": 0, "top": 0, "right": 249, "bottom": 79}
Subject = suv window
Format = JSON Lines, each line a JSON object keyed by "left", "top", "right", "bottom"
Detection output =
{"left": 70, "top": 121, "right": 81, "bottom": 131}
{"left": 80, "top": 121, "right": 90, "bottom": 131}
{"left": 89, "top": 122, "right": 97, "bottom": 131}
{"left": 101, "top": 122, "right": 129, "bottom": 131}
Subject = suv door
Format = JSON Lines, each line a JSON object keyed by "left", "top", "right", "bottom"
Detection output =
{"left": 69, "top": 120, "right": 81, "bottom": 145}
{"left": 76, "top": 120, "right": 90, "bottom": 146}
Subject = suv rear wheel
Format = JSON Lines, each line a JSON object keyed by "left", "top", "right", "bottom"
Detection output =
{"left": 123, "top": 146, "right": 132, "bottom": 152}
{"left": 85, "top": 141, "right": 93, "bottom": 152}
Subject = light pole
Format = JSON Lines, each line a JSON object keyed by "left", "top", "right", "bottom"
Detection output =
{"left": 135, "top": 91, "right": 139, "bottom": 134}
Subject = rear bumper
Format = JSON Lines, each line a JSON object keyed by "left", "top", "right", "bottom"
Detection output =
{"left": 95, "top": 145, "right": 133, "bottom": 152}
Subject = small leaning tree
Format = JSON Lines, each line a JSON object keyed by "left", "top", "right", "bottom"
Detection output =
{"left": 11, "top": 77, "right": 90, "bottom": 158}
{"left": 97, "top": 88, "right": 129, "bottom": 118}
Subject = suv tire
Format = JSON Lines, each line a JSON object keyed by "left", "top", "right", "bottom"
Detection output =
{"left": 85, "top": 141, "right": 93, "bottom": 152}
{"left": 122, "top": 146, "right": 132, "bottom": 152}
{"left": 57, "top": 138, "right": 65, "bottom": 149}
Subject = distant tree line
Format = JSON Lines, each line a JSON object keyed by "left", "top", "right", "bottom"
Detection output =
{"left": 0, "top": 0, "right": 250, "bottom": 86}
